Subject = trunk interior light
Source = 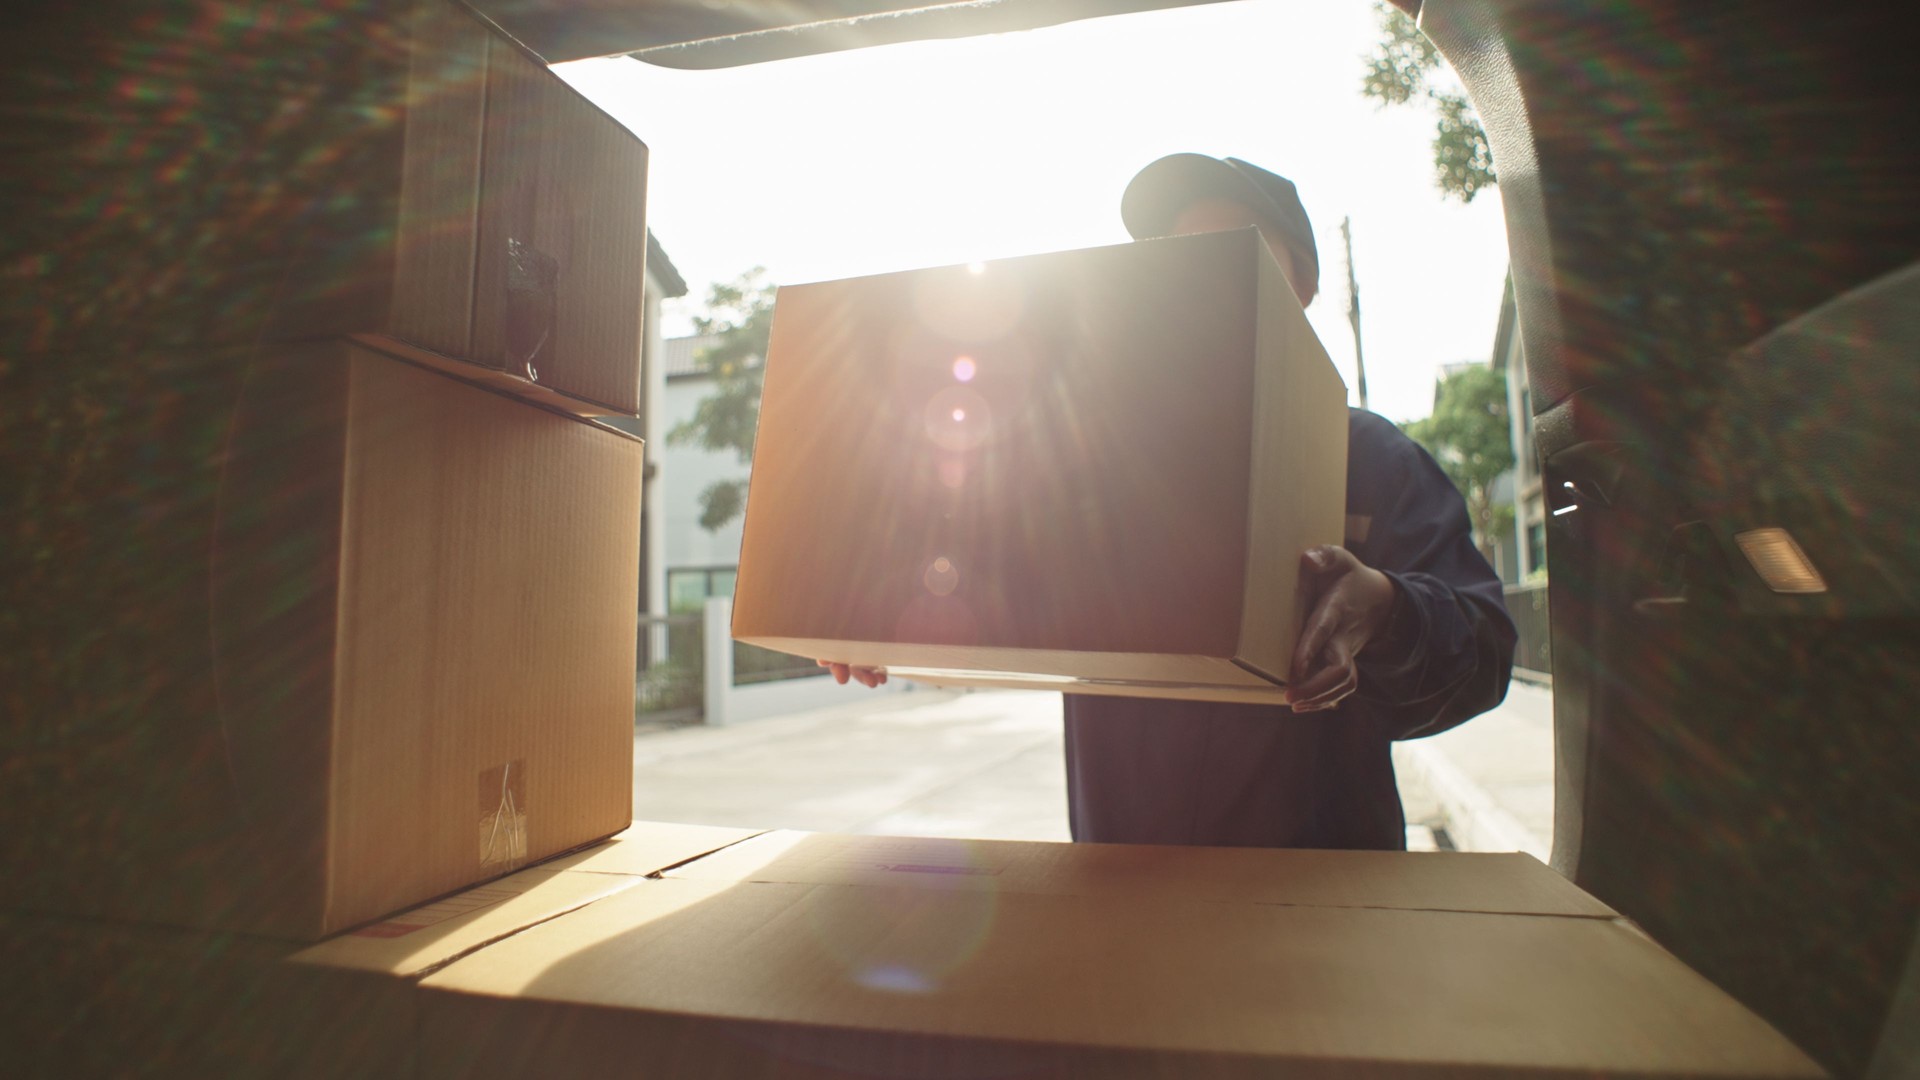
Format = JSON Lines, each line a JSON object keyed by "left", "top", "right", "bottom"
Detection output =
{"left": 1734, "top": 527, "right": 1830, "bottom": 594}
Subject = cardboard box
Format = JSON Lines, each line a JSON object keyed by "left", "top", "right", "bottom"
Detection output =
{"left": 657, "top": 829, "right": 1617, "bottom": 916}
{"left": 0, "top": 823, "right": 755, "bottom": 1078}
{"left": 414, "top": 836, "right": 1824, "bottom": 1079}
{"left": 0, "top": 341, "right": 643, "bottom": 939}
{"left": 2, "top": 0, "right": 648, "bottom": 415}
{"left": 732, "top": 229, "right": 1348, "bottom": 703}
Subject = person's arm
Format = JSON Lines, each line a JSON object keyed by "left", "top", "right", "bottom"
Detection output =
{"left": 1286, "top": 427, "right": 1516, "bottom": 739}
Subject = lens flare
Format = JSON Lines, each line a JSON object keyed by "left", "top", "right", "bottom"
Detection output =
{"left": 924, "top": 556, "right": 959, "bottom": 596}
{"left": 799, "top": 838, "right": 1002, "bottom": 997}
{"left": 923, "top": 387, "right": 991, "bottom": 451}
{"left": 912, "top": 270, "right": 1023, "bottom": 343}
{"left": 855, "top": 965, "right": 937, "bottom": 994}
{"left": 937, "top": 455, "right": 968, "bottom": 489}
{"left": 952, "top": 356, "right": 977, "bottom": 382}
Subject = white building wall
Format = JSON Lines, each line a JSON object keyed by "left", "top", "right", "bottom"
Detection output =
{"left": 661, "top": 372, "right": 751, "bottom": 596}
{"left": 642, "top": 284, "right": 668, "bottom": 622}
{"left": 607, "top": 236, "right": 686, "bottom": 627}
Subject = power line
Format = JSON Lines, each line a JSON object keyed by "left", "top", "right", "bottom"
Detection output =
{"left": 1341, "top": 216, "right": 1368, "bottom": 411}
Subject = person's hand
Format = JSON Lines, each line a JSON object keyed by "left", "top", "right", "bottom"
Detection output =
{"left": 1286, "top": 545, "right": 1401, "bottom": 713}
{"left": 817, "top": 660, "right": 888, "bottom": 688}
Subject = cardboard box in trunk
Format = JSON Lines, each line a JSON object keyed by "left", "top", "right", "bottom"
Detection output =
{"left": 732, "top": 229, "right": 1348, "bottom": 703}
{"left": 1, "top": 0, "right": 648, "bottom": 415}
{"left": 0, "top": 341, "right": 641, "bottom": 939}
{"left": 414, "top": 834, "right": 1824, "bottom": 1079}
{"left": 0, "top": 823, "right": 756, "bottom": 1078}
{"left": 656, "top": 829, "right": 1618, "bottom": 916}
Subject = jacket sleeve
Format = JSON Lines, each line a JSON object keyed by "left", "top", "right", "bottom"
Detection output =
{"left": 1348, "top": 421, "right": 1518, "bottom": 740}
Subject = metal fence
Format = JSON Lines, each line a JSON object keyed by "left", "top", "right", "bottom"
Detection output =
{"left": 1504, "top": 584, "right": 1551, "bottom": 678}
{"left": 636, "top": 609, "right": 830, "bottom": 724}
{"left": 636, "top": 612, "right": 704, "bottom": 722}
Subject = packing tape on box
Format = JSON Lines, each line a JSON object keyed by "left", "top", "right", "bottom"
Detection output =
{"left": 505, "top": 237, "right": 557, "bottom": 380}
{"left": 479, "top": 760, "right": 528, "bottom": 873}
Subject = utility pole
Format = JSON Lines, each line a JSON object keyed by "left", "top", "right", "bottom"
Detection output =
{"left": 1341, "top": 216, "right": 1369, "bottom": 411}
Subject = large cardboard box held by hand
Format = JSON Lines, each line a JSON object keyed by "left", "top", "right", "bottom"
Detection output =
{"left": 3, "top": 0, "right": 648, "bottom": 415}
{"left": 413, "top": 833, "right": 1825, "bottom": 1079}
{"left": 0, "top": 342, "right": 641, "bottom": 939}
{"left": 733, "top": 228, "right": 1348, "bottom": 702}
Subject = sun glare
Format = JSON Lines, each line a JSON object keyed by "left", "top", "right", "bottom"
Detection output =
{"left": 555, "top": 0, "right": 1514, "bottom": 423}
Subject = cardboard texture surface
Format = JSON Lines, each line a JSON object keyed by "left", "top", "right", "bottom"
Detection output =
{"left": 317, "top": 346, "right": 640, "bottom": 933}
{"left": 540, "top": 821, "right": 766, "bottom": 876}
{"left": 293, "top": 823, "right": 758, "bottom": 973}
{"left": 661, "top": 830, "right": 1617, "bottom": 918}
{"left": 732, "top": 229, "right": 1347, "bottom": 701}
{"left": 467, "top": 8, "right": 650, "bottom": 412}
{"left": 3, "top": 0, "right": 648, "bottom": 415}
{"left": 417, "top": 875, "right": 1824, "bottom": 1079}
{"left": 0, "top": 341, "right": 641, "bottom": 940}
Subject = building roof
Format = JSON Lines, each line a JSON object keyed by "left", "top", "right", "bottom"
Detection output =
{"left": 663, "top": 333, "right": 724, "bottom": 379}
{"left": 646, "top": 231, "right": 688, "bottom": 298}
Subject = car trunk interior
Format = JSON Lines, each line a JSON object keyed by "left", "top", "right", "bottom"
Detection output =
{"left": 6, "top": 0, "right": 1916, "bottom": 1074}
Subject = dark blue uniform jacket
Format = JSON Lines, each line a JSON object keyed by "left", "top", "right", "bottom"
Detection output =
{"left": 1062, "top": 409, "right": 1517, "bottom": 851}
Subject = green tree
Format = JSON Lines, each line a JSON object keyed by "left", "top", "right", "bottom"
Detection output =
{"left": 1403, "top": 365, "right": 1515, "bottom": 561}
{"left": 668, "top": 268, "right": 776, "bottom": 531}
{"left": 1360, "top": 1, "right": 1496, "bottom": 203}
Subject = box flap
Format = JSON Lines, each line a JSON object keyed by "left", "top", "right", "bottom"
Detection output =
{"left": 418, "top": 877, "right": 1822, "bottom": 1077}
{"left": 290, "top": 867, "right": 639, "bottom": 979}
{"left": 661, "top": 830, "right": 1616, "bottom": 919}
{"left": 294, "top": 822, "right": 756, "bottom": 976}
{"left": 539, "top": 821, "right": 764, "bottom": 877}
{"left": 881, "top": 664, "right": 1293, "bottom": 702}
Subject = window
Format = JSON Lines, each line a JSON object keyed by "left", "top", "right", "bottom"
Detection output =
{"left": 666, "top": 566, "right": 738, "bottom": 613}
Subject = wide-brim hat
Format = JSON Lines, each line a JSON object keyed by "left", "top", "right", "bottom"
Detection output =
{"left": 1120, "top": 153, "right": 1319, "bottom": 299}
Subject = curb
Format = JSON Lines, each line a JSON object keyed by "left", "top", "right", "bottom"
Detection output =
{"left": 1399, "top": 739, "right": 1551, "bottom": 863}
{"left": 1512, "top": 667, "right": 1552, "bottom": 689}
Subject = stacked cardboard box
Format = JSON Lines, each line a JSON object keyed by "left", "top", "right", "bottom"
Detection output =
{"left": 7, "top": 825, "right": 1823, "bottom": 1077}
{"left": 732, "top": 228, "right": 1349, "bottom": 702}
{"left": 2, "top": 0, "right": 649, "bottom": 939}
{"left": 357, "top": 829, "right": 1831, "bottom": 1078}
{"left": 4, "top": 0, "right": 647, "bottom": 414}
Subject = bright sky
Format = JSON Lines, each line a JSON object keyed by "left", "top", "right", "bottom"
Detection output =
{"left": 555, "top": 0, "right": 1510, "bottom": 424}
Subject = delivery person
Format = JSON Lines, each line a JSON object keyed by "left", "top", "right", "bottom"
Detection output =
{"left": 824, "top": 154, "right": 1517, "bottom": 851}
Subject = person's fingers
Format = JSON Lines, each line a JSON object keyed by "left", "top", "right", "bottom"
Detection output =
{"left": 1297, "top": 547, "right": 1332, "bottom": 604}
{"left": 1303, "top": 545, "right": 1336, "bottom": 575}
{"left": 1286, "top": 656, "right": 1349, "bottom": 707}
{"left": 1289, "top": 658, "right": 1359, "bottom": 713}
{"left": 1289, "top": 636, "right": 1357, "bottom": 711}
{"left": 1290, "top": 598, "right": 1341, "bottom": 690}
{"left": 820, "top": 661, "right": 888, "bottom": 689}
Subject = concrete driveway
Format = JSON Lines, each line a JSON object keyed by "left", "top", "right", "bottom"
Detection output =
{"left": 631, "top": 683, "right": 1550, "bottom": 853}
